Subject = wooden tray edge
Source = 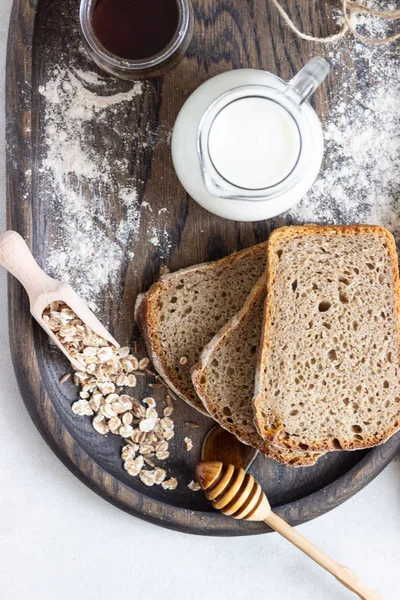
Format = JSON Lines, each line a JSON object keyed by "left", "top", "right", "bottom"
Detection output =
{"left": 5, "top": 0, "right": 400, "bottom": 537}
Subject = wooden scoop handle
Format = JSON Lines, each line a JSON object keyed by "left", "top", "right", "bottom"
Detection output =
{"left": 265, "top": 512, "right": 382, "bottom": 600}
{"left": 0, "top": 231, "right": 59, "bottom": 303}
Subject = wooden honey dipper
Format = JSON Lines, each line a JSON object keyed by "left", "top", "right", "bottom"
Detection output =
{"left": 196, "top": 462, "right": 382, "bottom": 600}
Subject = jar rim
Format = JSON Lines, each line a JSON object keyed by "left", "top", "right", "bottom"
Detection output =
{"left": 79, "top": 0, "right": 191, "bottom": 72}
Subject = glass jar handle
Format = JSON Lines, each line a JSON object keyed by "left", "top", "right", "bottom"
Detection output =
{"left": 284, "top": 57, "right": 330, "bottom": 106}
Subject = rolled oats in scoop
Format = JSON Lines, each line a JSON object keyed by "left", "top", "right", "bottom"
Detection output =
{"left": 43, "top": 301, "right": 179, "bottom": 488}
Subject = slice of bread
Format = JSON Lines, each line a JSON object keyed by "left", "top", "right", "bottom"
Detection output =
{"left": 254, "top": 225, "right": 400, "bottom": 453}
{"left": 135, "top": 242, "right": 269, "bottom": 415}
{"left": 192, "top": 278, "right": 323, "bottom": 466}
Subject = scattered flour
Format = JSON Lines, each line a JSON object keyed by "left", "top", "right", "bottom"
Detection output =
{"left": 38, "top": 67, "right": 169, "bottom": 303}
{"left": 287, "top": 4, "right": 400, "bottom": 239}
{"left": 38, "top": 1, "right": 399, "bottom": 307}
{"left": 141, "top": 201, "right": 153, "bottom": 212}
{"left": 148, "top": 226, "right": 172, "bottom": 258}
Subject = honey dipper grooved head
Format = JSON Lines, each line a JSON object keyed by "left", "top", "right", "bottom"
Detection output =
{"left": 195, "top": 462, "right": 271, "bottom": 522}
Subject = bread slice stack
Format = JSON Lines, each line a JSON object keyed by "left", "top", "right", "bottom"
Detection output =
{"left": 136, "top": 225, "right": 400, "bottom": 467}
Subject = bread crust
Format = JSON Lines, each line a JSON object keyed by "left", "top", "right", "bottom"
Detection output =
{"left": 253, "top": 224, "right": 400, "bottom": 452}
{"left": 135, "top": 243, "right": 269, "bottom": 415}
{"left": 192, "top": 277, "right": 323, "bottom": 467}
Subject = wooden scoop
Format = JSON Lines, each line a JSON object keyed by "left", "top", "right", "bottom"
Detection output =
{"left": 196, "top": 461, "right": 382, "bottom": 600}
{"left": 0, "top": 231, "right": 119, "bottom": 371}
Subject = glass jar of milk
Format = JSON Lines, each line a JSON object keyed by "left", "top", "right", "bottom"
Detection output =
{"left": 171, "top": 57, "right": 329, "bottom": 221}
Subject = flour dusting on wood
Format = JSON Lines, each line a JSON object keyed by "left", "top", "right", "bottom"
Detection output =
{"left": 287, "top": 6, "right": 400, "bottom": 237}
{"left": 38, "top": 66, "right": 171, "bottom": 305}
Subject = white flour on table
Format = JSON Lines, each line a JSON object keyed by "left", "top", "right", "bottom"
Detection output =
{"left": 287, "top": 5, "right": 400, "bottom": 238}
{"left": 38, "top": 67, "right": 171, "bottom": 306}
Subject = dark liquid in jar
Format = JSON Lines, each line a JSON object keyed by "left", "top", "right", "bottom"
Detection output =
{"left": 92, "top": 0, "right": 180, "bottom": 60}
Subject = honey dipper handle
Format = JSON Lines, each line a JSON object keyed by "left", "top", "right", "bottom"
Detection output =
{"left": 265, "top": 512, "right": 382, "bottom": 600}
{"left": 0, "top": 231, "right": 58, "bottom": 303}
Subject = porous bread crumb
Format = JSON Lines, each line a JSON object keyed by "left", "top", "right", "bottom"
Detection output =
{"left": 254, "top": 226, "right": 400, "bottom": 452}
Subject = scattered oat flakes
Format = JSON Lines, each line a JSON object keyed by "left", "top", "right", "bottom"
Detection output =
{"left": 162, "top": 478, "right": 178, "bottom": 491}
{"left": 125, "top": 440, "right": 139, "bottom": 453}
{"left": 143, "top": 397, "right": 156, "bottom": 408}
{"left": 112, "top": 401, "right": 126, "bottom": 415}
{"left": 139, "top": 469, "right": 156, "bottom": 486}
{"left": 118, "top": 395, "right": 133, "bottom": 410}
{"left": 138, "top": 357, "right": 150, "bottom": 370}
{"left": 121, "top": 445, "right": 136, "bottom": 461}
{"left": 92, "top": 415, "right": 109, "bottom": 435}
{"left": 44, "top": 302, "right": 179, "bottom": 491}
{"left": 154, "top": 468, "right": 167, "bottom": 484}
{"left": 161, "top": 417, "right": 174, "bottom": 431}
{"left": 122, "top": 412, "right": 133, "bottom": 425}
{"left": 139, "top": 418, "right": 156, "bottom": 433}
{"left": 108, "top": 416, "right": 122, "bottom": 433}
{"left": 118, "top": 346, "right": 130, "bottom": 358}
{"left": 188, "top": 480, "right": 201, "bottom": 492}
{"left": 72, "top": 400, "right": 93, "bottom": 416}
{"left": 125, "top": 456, "right": 144, "bottom": 476}
{"left": 101, "top": 404, "right": 118, "bottom": 419}
{"left": 131, "top": 430, "right": 147, "bottom": 444}
{"left": 119, "top": 424, "right": 134, "bottom": 438}
{"left": 144, "top": 368, "right": 156, "bottom": 377}
{"left": 120, "top": 357, "right": 135, "bottom": 372}
{"left": 125, "top": 374, "right": 137, "bottom": 387}
{"left": 98, "top": 381, "right": 115, "bottom": 395}
{"left": 184, "top": 437, "right": 193, "bottom": 452}
{"left": 179, "top": 356, "right": 188, "bottom": 366}
{"left": 156, "top": 450, "right": 170, "bottom": 460}
{"left": 156, "top": 441, "right": 169, "bottom": 453}
{"left": 139, "top": 444, "right": 154, "bottom": 455}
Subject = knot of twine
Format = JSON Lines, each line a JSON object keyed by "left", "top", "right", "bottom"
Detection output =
{"left": 270, "top": 0, "right": 400, "bottom": 45}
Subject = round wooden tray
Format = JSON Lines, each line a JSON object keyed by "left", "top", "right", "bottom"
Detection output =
{"left": 6, "top": 0, "right": 400, "bottom": 536}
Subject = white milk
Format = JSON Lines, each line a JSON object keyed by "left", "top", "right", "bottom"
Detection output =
{"left": 172, "top": 68, "right": 326, "bottom": 221}
{"left": 208, "top": 97, "right": 301, "bottom": 190}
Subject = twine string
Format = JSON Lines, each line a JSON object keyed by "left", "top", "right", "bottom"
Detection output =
{"left": 269, "top": 0, "right": 400, "bottom": 45}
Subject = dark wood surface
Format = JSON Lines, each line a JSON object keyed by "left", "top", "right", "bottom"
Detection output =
{"left": 6, "top": 0, "right": 400, "bottom": 535}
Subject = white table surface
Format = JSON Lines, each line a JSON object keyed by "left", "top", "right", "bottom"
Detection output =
{"left": 0, "top": 2, "right": 399, "bottom": 599}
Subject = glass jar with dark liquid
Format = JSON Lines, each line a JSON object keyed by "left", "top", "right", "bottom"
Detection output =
{"left": 80, "top": 0, "right": 193, "bottom": 79}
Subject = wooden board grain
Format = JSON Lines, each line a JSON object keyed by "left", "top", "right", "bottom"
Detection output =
{"left": 6, "top": 0, "right": 400, "bottom": 535}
